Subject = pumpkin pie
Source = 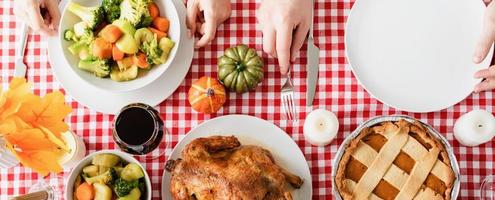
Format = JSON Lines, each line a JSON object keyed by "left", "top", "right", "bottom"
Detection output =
{"left": 335, "top": 119, "right": 456, "bottom": 200}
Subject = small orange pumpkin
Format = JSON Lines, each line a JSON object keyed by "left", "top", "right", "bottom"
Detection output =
{"left": 188, "top": 76, "right": 227, "bottom": 114}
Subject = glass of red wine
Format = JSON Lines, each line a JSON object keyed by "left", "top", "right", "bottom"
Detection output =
{"left": 113, "top": 103, "right": 168, "bottom": 159}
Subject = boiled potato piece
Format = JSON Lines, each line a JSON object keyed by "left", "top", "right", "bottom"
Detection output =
{"left": 121, "top": 163, "right": 144, "bottom": 181}
{"left": 110, "top": 65, "right": 138, "bottom": 82}
{"left": 93, "top": 183, "right": 112, "bottom": 200}
{"left": 82, "top": 165, "right": 99, "bottom": 177}
{"left": 116, "top": 34, "right": 139, "bottom": 54}
{"left": 159, "top": 37, "right": 175, "bottom": 54}
{"left": 98, "top": 166, "right": 110, "bottom": 175}
{"left": 112, "top": 19, "right": 136, "bottom": 35}
{"left": 114, "top": 166, "right": 124, "bottom": 176}
{"left": 117, "top": 187, "right": 141, "bottom": 200}
{"left": 92, "top": 154, "right": 120, "bottom": 167}
{"left": 134, "top": 28, "right": 154, "bottom": 45}
{"left": 117, "top": 57, "right": 134, "bottom": 70}
{"left": 158, "top": 37, "right": 175, "bottom": 63}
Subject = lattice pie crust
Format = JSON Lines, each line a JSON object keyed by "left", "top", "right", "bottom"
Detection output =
{"left": 335, "top": 120, "right": 455, "bottom": 200}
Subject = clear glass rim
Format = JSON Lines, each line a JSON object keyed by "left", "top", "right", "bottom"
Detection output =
{"left": 480, "top": 174, "right": 495, "bottom": 199}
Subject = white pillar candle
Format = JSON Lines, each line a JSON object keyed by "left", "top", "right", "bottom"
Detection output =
{"left": 453, "top": 109, "right": 495, "bottom": 147}
{"left": 303, "top": 109, "right": 339, "bottom": 146}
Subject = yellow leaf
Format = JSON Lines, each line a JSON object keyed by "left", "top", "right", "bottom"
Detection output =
{"left": 3, "top": 128, "right": 63, "bottom": 176}
{"left": 0, "top": 116, "right": 32, "bottom": 136}
{"left": 15, "top": 150, "right": 63, "bottom": 176}
{"left": 0, "top": 119, "right": 16, "bottom": 136}
{"left": 16, "top": 91, "right": 72, "bottom": 138}
{"left": 0, "top": 78, "right": 71, "bottom": 176}
{"left": 39, "top": 126, "right": 69, "bottom": 152}
{"left": 0, "top": 78, "right": 32, "bottom": 120}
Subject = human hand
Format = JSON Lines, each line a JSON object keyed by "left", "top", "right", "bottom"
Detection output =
{"left": 14, "top": 0, "right": 60, "bottom": 36}
{"left": 473, "top": 1, "right": 495, "bottom": 92}
{"left": 186, "top": 0, "right": 231, "bottom": 48}
{"left": 257, "top": 0, "right": 312, "bottom": 75}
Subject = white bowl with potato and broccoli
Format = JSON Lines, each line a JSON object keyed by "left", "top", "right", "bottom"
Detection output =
{"left": 59, "top": 0, "right": 180, "bottom": 92}
{"left": 65, "top": 150, "right": 151, "bottom": 200}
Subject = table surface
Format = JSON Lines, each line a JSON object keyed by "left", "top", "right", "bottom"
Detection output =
{"left": 1, "top": 0, "right": 494, "bottom": 199}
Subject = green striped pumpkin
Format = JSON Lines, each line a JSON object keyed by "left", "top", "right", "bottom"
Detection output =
{"left": 217, "top": 44, "right": 264, "bottom": 93}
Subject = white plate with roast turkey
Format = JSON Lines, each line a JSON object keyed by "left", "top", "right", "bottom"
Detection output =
{"left": 161, "top": 115, "right": 312, "bottom": 199}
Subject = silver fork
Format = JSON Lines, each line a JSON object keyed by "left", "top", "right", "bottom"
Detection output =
{"left": 14, "top": 23, "right": 28, "bottom": 78}
{"left": 281, "top": 70, "right": 297, "bottom": 121}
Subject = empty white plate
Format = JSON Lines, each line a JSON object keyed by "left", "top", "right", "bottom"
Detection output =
{"left": 346, "top": 0, "right": 492, "bottom": 112}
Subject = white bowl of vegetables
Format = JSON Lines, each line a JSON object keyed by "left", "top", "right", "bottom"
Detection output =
{"left": 59, "top": 0, "right": 180, "bottom": 92}
{"left": 65, "top": 150, "right": 152, "bottom": 200}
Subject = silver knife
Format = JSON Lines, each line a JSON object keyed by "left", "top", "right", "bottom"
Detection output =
{"left": 14, "top": 23, "right": 28, "bottom": 78}
{"left": 306, "top": 0, "right": 319, "bottom": 106}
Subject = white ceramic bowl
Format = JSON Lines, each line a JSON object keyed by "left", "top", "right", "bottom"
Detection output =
{"left": 58, "top": 0, "right": 181, "bottom": 93}
{"left": 65, "top": 150, "right": 152, "bottom": 200}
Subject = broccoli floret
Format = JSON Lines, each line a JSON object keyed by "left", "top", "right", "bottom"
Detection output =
{"left": 68, "top": 2, "right": 104, "bottom": 30}
{"left": 135, "top": 15, "right": 152, "bottom": 29}
{"left": 68, "top": 41, "right": 88, "bottom": 55}
{"left": 73, "top": 22, "right": 92, "bottom": 38}
{"left": 114, "top": 178, "right": 139, "bottom": 197}
{"left": 102, "top": 0, "right": 123, "bottom": 22}
{"left": 78, "top": 59, "right": 111, "bottom": 78}
{"left": 138, "top": 179, "right": 145, "bottom": 195}
{"left": 64, "top": 28, "right": 79, "bottom": 42}
{"left": 120, "top": 0, "right": 153, "bottom": 27}
{"left": 141, "top": 36, "right": 163, "bottom": 65}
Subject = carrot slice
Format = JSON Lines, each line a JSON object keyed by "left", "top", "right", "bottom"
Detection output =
{"left": 93, "top": 37, "right": 113, "bottom": 59}
{"left": 149, "top": 28, "right": 167, "bottom": 40}
{"left": 133, "top": 53, "right": 149, "bottom": 68}
{"left": 95, "top": 21, "right": 108, "bottom": 35}
{"left": 112, "top": 44, "right": 124, "bottom": 61}
{"left": 76, "top": 182, "right": 94, "bottom": 200}
{"left": 152, "top": 17, "right": 169, "bottom": 33}
{"left": 149, "top": 3, "right": 160, "bottom": 19}
{"left": 99, "top": 25, "right": 123, "bottom": 43}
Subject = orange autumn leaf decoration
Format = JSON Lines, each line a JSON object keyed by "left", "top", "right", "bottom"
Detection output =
{"left": 0, "top": 78, "right": 72, "bottom": 176}
{"left": 4, "top": 128, "right": 64, "bottom": 175}
{"left": 0, "top": 78, "right": 32, "bottom": 121}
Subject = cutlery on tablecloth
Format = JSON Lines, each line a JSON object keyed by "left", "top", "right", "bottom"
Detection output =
{"left": 281, "top": 70, "right": 297, "bottom": 121}
{"left": 14, "top": 23, "right": 29, "bottom": 78}
{"left": 306, "top": 0, "right": 320, "bottom": 106}
{"left": 9, "top": 191, "right": 48, "bottom": 200}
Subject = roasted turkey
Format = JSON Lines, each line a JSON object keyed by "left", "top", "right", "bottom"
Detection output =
{"left": 165, "top": 135, "right": 303, "bottom": 200}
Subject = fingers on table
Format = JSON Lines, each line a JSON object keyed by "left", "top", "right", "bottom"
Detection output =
{"left": 45, "top": 0, "right": 60, "bottom": 30}
{"left": 475, "top": 79, "right": 495, "bottom": 92}
{"left": 27, "top": 4, "right": 56, "bottom": 36}
{"left": 475, "top": 67, "right": 495, "bottom": 79}
{"left": 276, "top": 25, "right": 293, "bottom": 75}
{"left": 474, "top": 3, "right": 495, "bottom": 63}
{"left": 291, "top": 22, "right": 310, "bottom": 62}
{"left": 186, "top": 0, "right": 199, "bottom": 37}
{"left": 195, "top": 13, "right": 218, "bottom": 48}
{"left": 474, "top": 67, "right": 495, "bottom": 92}
{"left": 262, "top": 26, "right": 277, "bottom": 58}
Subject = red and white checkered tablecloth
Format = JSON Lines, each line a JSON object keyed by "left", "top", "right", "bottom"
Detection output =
{"left": 1, "top": 0, "right": 494, "bottom": 199}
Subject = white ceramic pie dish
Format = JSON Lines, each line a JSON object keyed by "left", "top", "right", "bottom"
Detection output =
{"left": 331, "top": 115, "right": 460, "bottom": 199}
